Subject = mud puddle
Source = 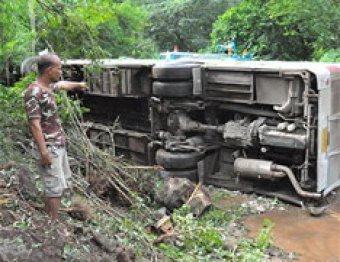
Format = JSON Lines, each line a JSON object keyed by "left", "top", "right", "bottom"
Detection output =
{"left": 244, "top": 194, "right": 340, "bottom": 262}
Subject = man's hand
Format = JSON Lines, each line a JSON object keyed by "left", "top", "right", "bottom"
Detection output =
{"left": 77, "top": 82, "right": 88, "bottom": 90}
{"left": 29, "top": 119, "right": 51, "bottom": 166}
{"left": 40, "top": 150, "right": 52, "bottom": 166}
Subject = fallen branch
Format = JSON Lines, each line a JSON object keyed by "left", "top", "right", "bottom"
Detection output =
{"left": 185, "top": 182, "right": 202, "bottom": 205}
{"left": 123, "top": 165, "right": 163, "bottom": 171}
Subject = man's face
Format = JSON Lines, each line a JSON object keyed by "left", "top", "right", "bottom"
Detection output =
{"left": 47, "top": 58, "right": 62, "bottom": 81}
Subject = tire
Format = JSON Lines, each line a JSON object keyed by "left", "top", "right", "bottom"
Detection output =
{"left": 156, "top": 149, "right": 204, "bottom": 169}
{"left": 152, "top": 63, "right": 201, "bottom": 81}
{"left": 159, "top": 168, "right": 198, "bottom": 182}
{"left": 152, "top": 81, "right": 193, "bottom": 97}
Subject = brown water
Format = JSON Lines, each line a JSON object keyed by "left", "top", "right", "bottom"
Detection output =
{"left": 244, "top": 196, "right": 340, "bottom": 262}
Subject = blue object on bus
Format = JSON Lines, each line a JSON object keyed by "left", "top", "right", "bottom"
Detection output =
{"left": 160, "top": 40, "right": 252, "bottom": 61}
{"left": 160, "top": 50, "right": 252, "bottom": 61}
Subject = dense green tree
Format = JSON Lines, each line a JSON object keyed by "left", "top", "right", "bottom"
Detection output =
{"left": 35, "top": 0, "right": 155, "bottom": 58}
{"left": 0, "top": 1, "right": 32, "bottom": 84}
{"left": 1, "top": 0, "right": 339, "bottom": 79}
{"left": 211, "top": 0, "right": 340, "bottom": 60}
{"left": 139, "top": 0, "right": 239, "bottom": 52}
{"left": 0, "top": 0, "right": 155, "bottom": 68}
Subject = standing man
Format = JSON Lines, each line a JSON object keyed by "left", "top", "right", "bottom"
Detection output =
{"left": 24, "top": 53, "right": 86, "bottom": 221}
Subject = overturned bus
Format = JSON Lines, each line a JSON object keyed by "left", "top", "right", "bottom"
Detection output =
{"left": 61, "top": 59, "right": 340, "bottom": 207}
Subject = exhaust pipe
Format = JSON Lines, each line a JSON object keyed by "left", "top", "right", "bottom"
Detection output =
{"left": 271, "top": 164, "right": 321, "bottom": 198}
{"left": 234, "top": 158, "right": 321, "bottom": 198}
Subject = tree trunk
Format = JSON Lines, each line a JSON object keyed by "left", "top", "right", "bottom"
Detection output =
{"left": 28, "top": 0, "right": 36, "bottom": 54}
{"left": 5, "top": 59, "right": 10, "bottom": 86}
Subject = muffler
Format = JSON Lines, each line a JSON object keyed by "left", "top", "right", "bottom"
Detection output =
{"left": 234, "top": 158, "right": 285, "bottom": 179}
{"left": 234, "top": 158, "right": 321, "bottom": 198}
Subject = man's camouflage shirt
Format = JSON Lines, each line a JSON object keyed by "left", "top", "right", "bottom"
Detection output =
{"left": 24, "top": 83, "right": 65, "bottom": 146}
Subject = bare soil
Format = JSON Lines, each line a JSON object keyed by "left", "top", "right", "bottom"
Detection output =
{"left": 0, "top": 174, "right": 133, "bottom": 262}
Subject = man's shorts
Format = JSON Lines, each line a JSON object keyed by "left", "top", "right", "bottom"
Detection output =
{"left": 34, "top": 146, "right": 72, "bottom": 197}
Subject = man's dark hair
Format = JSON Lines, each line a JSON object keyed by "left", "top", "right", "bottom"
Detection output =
{"left": 37, "top": 53, "right": 59, "bottom": 75}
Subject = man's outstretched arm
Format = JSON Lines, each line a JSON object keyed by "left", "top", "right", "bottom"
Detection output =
{"left": 54, "top": 81, "right": 87, "bottom": 91}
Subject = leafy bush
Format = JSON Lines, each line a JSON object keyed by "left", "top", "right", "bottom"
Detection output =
{"left": 319, "top": 49, "right": 340, "bottom": 62}
{"left": 211, "top": 0, "right": 340, "bottom": 61}
{"left": 158, "top": 205, "right": 273, "bottom": 261}
{"left": 0, "top": 74, "right": 34, "bottom": 162}
{"left": 0, "top": 74, "right": 35, "bottom": 126}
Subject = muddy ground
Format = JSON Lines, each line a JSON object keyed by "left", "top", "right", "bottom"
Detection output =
{"left": 0, "top": 168, "right": 339, "bottom": 261}
{"left": 213, "top": 188, "right": 340, "bottom": 262}
{"left": 243, "top": 191, "right": 340, "bottom": 262}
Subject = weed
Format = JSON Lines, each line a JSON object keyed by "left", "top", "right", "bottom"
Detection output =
{"left": 63, "top": 243, "right": 81, "bottom": 260}
{"left": 61, "top": 198, "right": 72, "bottom": 208}
{"left": 237, "top": 219, "right": 274, "bottom": 262}
{"left": 155, "top": 204, "right": 274, "bottom": 261}
{"left": 13, "top": 215, "right": 32, "bottom": 230}
{"left": 12, "top": 237, "right": 24, "bottom": 245}
{"left": 211, "top": 190, "right": 231, "bottom": 202}
{"left": 199, "top": 206, "right": 236, "bottom": 227}
{"left": 158, "top": 205, "right": 231, "bottom": 261}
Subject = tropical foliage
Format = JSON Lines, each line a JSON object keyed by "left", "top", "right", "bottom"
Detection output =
{"left": 139, "top": 0, "right": 239, "bottom": 52}
{"left": 0, "top": 0, "right": 339, "bottom": 84}
{"left": 36, "top": 0, "right": 155, "bottom": 58}
{"left": 211, "top": 0, "right": 340, "bottom": 60}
